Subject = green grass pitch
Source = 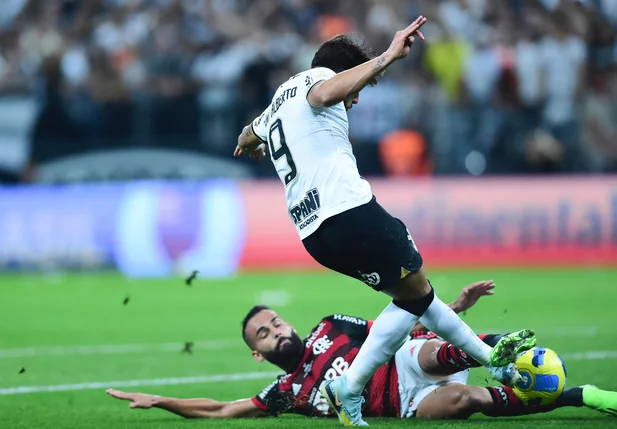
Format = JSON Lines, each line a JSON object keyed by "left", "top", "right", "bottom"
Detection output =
{"left": 1, "top": 268, "right": 617, "bottom": 429}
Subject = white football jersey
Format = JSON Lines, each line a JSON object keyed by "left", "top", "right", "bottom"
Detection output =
{"left": 251, "top": 67, "right": 373, "bottom": 240}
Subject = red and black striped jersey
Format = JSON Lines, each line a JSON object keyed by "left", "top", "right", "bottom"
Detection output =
{"left": 251, "top": 314, "right": 402, "bottom": 418}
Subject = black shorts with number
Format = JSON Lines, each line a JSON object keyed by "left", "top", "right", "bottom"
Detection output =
{"left": 302, "top": 196, "right": 423, "bottom": 291}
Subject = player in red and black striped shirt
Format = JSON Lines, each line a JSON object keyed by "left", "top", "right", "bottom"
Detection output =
{"left": 107, "top": 281, "right": 617, "bottom": 420}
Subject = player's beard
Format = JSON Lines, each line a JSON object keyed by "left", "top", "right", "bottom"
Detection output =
{"left": 262, "top": 332, "right": 305, "bottom": 370}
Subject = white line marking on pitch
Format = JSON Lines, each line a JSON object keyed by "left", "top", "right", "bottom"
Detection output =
{"left": 561, "top": 350, "right": 617, "bottom": 361}
{"left": 0, "top": 340, "right": 242, "bottom": 359}
{"left": 1, "top": 350, "right": 616, "bottom": 396}
{"left": 0, "top": 371, "right": 280, "bottom": 395}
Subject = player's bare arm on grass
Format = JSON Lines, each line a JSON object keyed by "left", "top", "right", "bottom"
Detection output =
{"left": 307, "top": 16, "right": 427, "bottom": 108}
{"left": 234, "top": 124, "right": 266, "bottom": 161}
{"left": 106, "top": 389, "right": 264, "bottom": 419}
{"left": 411, "top": 281, "right": 495, "bottom": 333}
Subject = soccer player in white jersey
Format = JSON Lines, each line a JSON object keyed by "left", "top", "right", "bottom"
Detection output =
{"left": 233, "top": 16, "right": 536, "bottom": 426}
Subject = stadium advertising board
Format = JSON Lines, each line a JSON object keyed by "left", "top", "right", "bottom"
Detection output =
{"left": 0, "top": 177, "right": 615, "bottom": 276}
{"left": 238, "top": 177, "right": 617, "bottom": 269}
{"left": 0, "top": 181, "right": 245, "bottom": 277}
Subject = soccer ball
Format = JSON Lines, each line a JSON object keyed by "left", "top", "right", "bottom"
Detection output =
{"left": 512, "top": 347, "right": 567, "bottom": 406}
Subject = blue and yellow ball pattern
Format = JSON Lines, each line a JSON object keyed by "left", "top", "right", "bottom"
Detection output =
{"left": 512, "top": 347, "right": 567, "bottom": 406}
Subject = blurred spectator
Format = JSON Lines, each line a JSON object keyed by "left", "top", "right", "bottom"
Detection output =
{"left": 146, "top": 19, "right": 199, "bottom": 147}
{"left": 582, "top": 69, "right": 617, "bottom": 171}
{"left": 0, "top": 0, "right": 614, "bottom": 184}
{"left": 423, "top": 22, "right": 469, "bottom": 103}
{"left": 463, "top": 27, "right": 505, "bottom": 154}
{"left": 515, "top": 24, "right": 544, "bottom": 130}
{"left": 540, "top": 12, "right": 587, "bottom": 171}
{"left": 379, "top": 129, "right": 432, "bottom": 177}
{"left": 24, "top": 54, "right": 83, "bottom": 182}
{"left": 0, "top": 30, "right": 31, "bottom": 93}
{"left": 87, "top": 48, "right": 135, "bottom": 147}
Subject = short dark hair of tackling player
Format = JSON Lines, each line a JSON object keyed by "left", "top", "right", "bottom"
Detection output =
{"left": 241, "top": 305, "right": 271, "bottom": 347}
{"left": 311, "top": 34, "right": 379, "bottom": 86}
{"left": 240, "top": 305, "right": 305, "bottom": 372}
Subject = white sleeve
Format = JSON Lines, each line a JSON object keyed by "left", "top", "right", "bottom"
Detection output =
{"left": 250, "top": 107, "right": 269, "bottom": 144}
{"left": 304, "top": 67, "right": 336, "bottom": 98}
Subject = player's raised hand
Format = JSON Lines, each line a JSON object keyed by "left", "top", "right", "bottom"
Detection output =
{"left": 385, "top": 16, "right": 427, "bottom": 61}
{"left": 106, "top": 388, "right": 160, "bottom": 409}
{"left": 453, "top": 280, "right": 496, "bottom": 313}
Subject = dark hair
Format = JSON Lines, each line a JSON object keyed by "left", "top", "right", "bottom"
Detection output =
{"left": 311, "top": 34, "right": 378, "bottom": 85}
{"left": 241, "top": 305, "right": 271, "bottom": 345}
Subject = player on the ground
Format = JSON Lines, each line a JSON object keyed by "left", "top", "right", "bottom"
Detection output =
{"left": 233, "top": 15, "right": 534, "bottom": 426}
{"left": 106, "top": 281, "right": 617, "bottom": 421}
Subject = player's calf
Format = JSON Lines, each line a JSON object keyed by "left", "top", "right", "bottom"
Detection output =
{"left": 484, "top": 385, "right": 586, "bottom": 417}
{"left": 487, "top": 384, "right": 617, "bottom": 419}
{"left": 414, "top": 384, "right": 486, "bottom": 419}
{"left": 416, "top": 384, "right": 587, "bottom": 420}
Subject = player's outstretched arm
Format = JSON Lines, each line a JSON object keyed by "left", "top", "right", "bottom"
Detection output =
{"left": 234, "top": 124, "right": 266, "bottom": 160}
{"left": 308, "top": 16, "right": 427, "bottom": 108}
{"left": 106, "top": 389, "right": 264, "bottom": 419}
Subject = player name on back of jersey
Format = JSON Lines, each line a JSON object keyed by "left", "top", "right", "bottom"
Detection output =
{"left": 289, "top": 188, "right": 321, "bottom": 230}
{"left": 259, "top": 86, "right": 299, "bottom": 130}
{"left": 271, "top": 87, "right": 297, "bottom": 116}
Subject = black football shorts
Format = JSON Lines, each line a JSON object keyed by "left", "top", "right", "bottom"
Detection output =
{"left": 302, "top": 196, "right": 423, "bottom": 291}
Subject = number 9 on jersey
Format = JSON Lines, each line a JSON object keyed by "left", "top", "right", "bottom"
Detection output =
{"left": 268, "top": 119, "right": 298, "bottom": 186}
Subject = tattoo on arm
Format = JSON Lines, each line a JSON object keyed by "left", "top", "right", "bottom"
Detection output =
{"left": 371, "top": 56, "right": 387, "bottom": 74}
{"left": 239, "top": 123, "right": 264, "bottom": 150}
{"left": 243, "top": 125, "right": 254, "bottom": 138}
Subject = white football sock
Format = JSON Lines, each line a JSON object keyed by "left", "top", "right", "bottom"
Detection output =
{"left": 344, "top": 302, "right": 418, "bottom": 395}
{"left": 419, "top": 295, "right": 492, "bottom": 366}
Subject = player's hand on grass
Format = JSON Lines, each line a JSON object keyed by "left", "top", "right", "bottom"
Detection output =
{"left": 234, "top": 143, "right": 266, "bottom": 161}
{"left": 106, "top": 388, "right": 160, "bottom": 409}
{"left": 453, "top": 280, "right": 495, "bottom": 313}
{"left": 385, "top": 15, "right": 427, "bottom": 62}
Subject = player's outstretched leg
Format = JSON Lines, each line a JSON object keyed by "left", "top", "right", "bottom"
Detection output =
{"left": 483, "top": 384, "right": 617, "bottom": 418}
{"left": 582, "top": 385, "right": 617, "bottom": 416}
{"left": 321, "top": 272, "right": 535, "bottom": 426}
{"left": 321, "top": 300, "right": 416, "bottom": 426}
{"left": 423, "top": 333, "right": 535, "bottom": 376}
{"left": 383, "top": 270, "right": 535, "bottom": 385}
{"left": 419, "top": 337, "right": 526, "bottom": 387}
{"left": 320, "top": 274, "right": 432, "bottom": 426}
{"left": 415, "top": 383, "right": 607, "bottom": 420}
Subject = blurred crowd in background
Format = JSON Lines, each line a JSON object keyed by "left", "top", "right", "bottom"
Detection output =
{"left": 1, "top": 0, "right": 616, "bottom": 184}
